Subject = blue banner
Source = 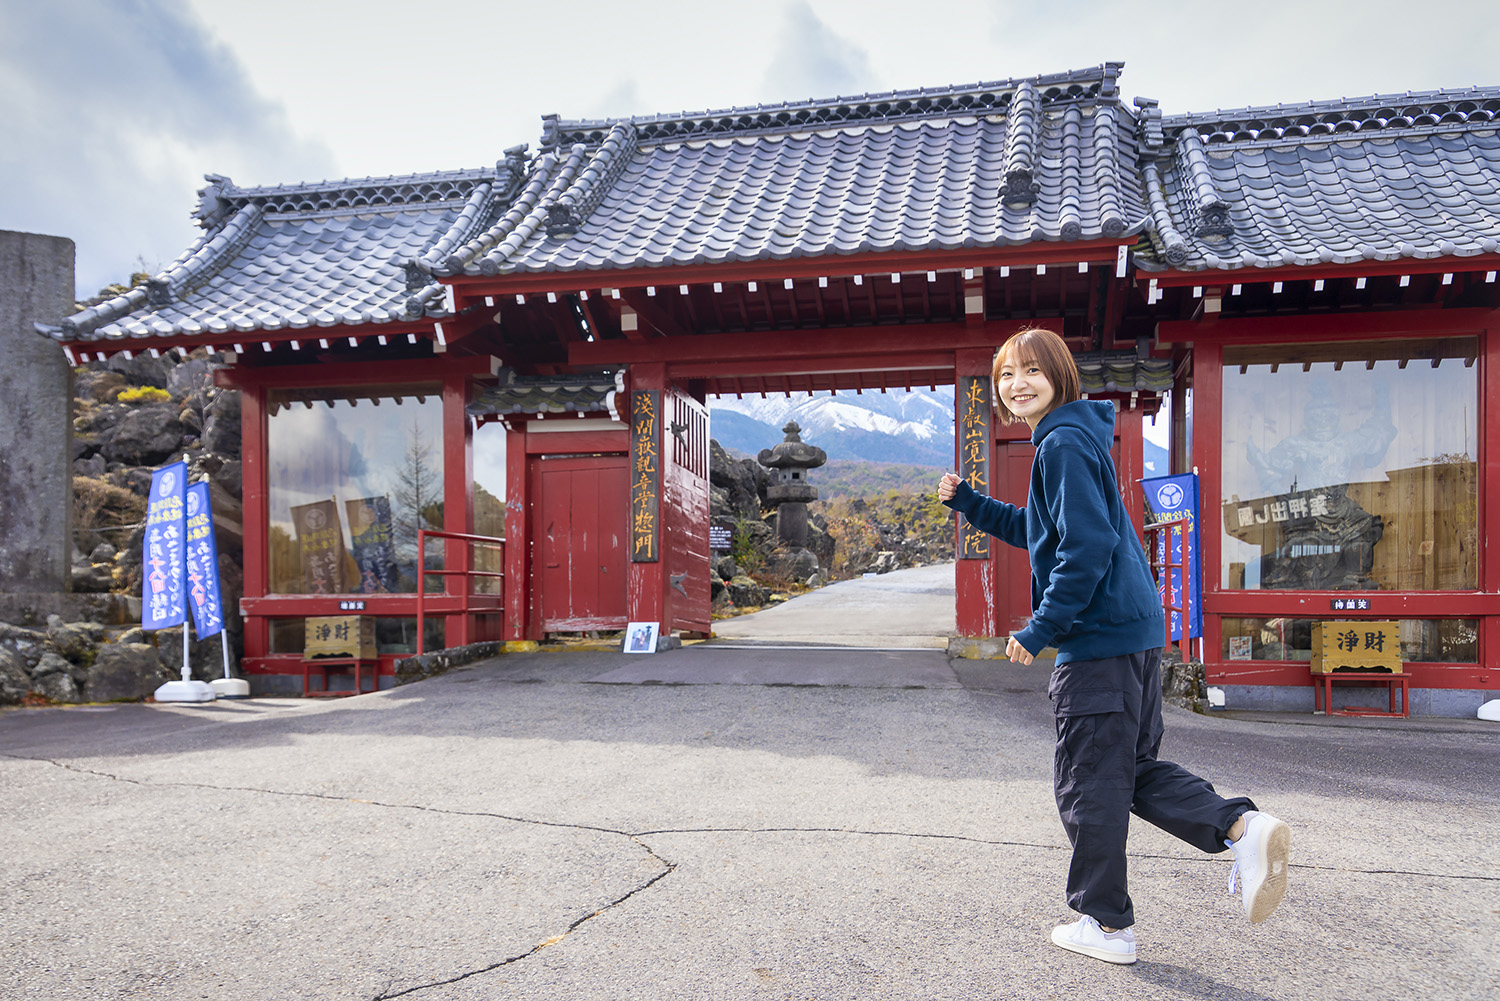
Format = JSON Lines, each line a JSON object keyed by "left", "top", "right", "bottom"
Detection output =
{"left": 1142, "top": 473, "right": 1203, "bottom": 641}
{"left": 142, "top": 461, "right": 187, "bottom": 631}
{"left": 184, "top": 483, "right": 226, "bottom": 639}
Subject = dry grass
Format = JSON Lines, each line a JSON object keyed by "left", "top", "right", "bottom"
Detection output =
{"left": 73, "top": 475, "right": 146, "bottom": 553}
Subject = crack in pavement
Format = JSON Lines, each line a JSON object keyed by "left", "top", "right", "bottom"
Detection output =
{"left": 8, "top": 752, "right": 1496, "bottom": 998}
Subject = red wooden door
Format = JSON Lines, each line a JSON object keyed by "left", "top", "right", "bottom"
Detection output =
{"left": 992, "top": 434, "right": 1128, "bottom": 637}
{"left": 994, "top": 442, "right": 1035, "bottom": 635}
{"left": 533, "top": 456, "right": 628, "bottom": 631}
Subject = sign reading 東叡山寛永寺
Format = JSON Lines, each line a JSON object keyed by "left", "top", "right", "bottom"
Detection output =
{"left": 956, "top": 376, "right": 991, "bottom": 560}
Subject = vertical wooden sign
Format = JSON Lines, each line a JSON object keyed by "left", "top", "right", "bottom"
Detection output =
{"left": 957, "top": 376, "right": 991, "bottom": 559}
{"left": 630, "top": 390, "right": 661, "bottom": 562}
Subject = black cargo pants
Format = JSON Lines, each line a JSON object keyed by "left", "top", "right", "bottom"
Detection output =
{"left": 1050, "top": 647, "right": 1254, "bottom": 929}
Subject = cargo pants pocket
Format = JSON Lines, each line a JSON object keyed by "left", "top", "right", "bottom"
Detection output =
{"left": 1052, "top": 688, "right": 1126, "bottom": 788}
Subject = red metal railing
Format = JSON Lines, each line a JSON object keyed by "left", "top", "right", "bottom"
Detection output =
{"left": 415, "top": 529, "right": 505, "bottom": 655}
{"left": 1145, "top": 517, "right": 1193, "bottom": 664}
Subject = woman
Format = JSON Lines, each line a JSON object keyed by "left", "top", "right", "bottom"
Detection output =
{"left": 939, "top": 327, "right": 1291, "bottom": 966}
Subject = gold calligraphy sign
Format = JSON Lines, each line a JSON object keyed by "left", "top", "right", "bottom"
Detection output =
{"left": 957, "top": 376, "right": 990, "bottom": 559}
{"left": 631, "top": 390, "right": 661, "bottom": 562}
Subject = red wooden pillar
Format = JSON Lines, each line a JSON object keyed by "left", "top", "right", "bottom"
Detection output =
{"left": 1193, "top": 338, "right": 1224, "bottom": 676}
{"left": 442, "top": 372, "right": 473, "bottom": 647}
{"left": 503, "top": 419, "right": 537, "bottom": 641}
{"left": 240, "top": 382, "right": 269, "bottom": 663}
{"left": 1116, "top": 400, "right": 1145, "bottom": 543}
{"left": 1480, "top": 327, "right": 1500, "bottom": 677}
{"left": 627, "top": 363, "right": 666, "bottom": 627}
{"left": 1171, "top": 351, "right": 1189, "bottom": 476}
{"left": 955, "top": 335, "right": 999, "bottom": 638}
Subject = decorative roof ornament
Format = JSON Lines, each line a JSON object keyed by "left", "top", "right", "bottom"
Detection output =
{"left": 1175, "top": 130, "right": 1234, "bottom": 241}
{"left": 194, "top": 173, "right": 234, "bottom": 229}
{"left": 1134, "top": 96, "right": 1165, "bottom": 154}
{"left": 495, "top": 144, "right": 530, "bottom": 196}
{"left": 543, "top": 123, "right": 639, "bottom": 237}
{"left": 998, "top": 81, "right": 1043, "bottom": 208}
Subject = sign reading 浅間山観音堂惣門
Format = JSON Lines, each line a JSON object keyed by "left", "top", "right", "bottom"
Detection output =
{"left": 184, "top": 482, "right": 225, "bottom": 640}
{"left": 631, "top": 390, "right": 660, "bottom": 562}
{"left": 957, "top": 376, "right": 990, "bottom": 559}
{"left": 142, "top": 461, "right": 188, "bottom": 630}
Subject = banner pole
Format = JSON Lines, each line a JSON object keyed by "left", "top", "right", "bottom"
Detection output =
{"left": 153, "top": 455, "right": 215, "bottom": 703}
{"left": 181, "top": 453, "right": 192, "bottom": 684}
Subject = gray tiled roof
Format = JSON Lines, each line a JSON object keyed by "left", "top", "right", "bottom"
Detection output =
{"left": 46, "top": 168, "right": 505, "bottom": 343}
{"left": 430, "top": 64, "right": 1148, "bottom": 277}
{"left": 467, "top": 368, "right": 624, "bottom": 416}
{"left": 1074, "top": 352, "right": 1172, "bottom": 394}
{"left": 1137, "top": 89, "right": 1500, "bottom": 271}
{"left": 37, "top": 70, "right": 1500, "bottom": 347}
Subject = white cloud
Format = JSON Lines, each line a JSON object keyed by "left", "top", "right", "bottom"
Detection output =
{"left": 760, "top": 2, "right": 877, "bottom": 102}
{"left": 0, "top": 0, "right": 336, "bottom": 298}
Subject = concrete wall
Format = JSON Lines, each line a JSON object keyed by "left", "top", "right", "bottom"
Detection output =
{"left": 0, "top": 231, "right": 74, "bottom": 593}
{"left": 1222, "top": 683, "right": 1500, "bottom": 719}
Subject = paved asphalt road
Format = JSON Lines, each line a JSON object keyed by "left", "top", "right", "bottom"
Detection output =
{"left": 2, "top": 569, "right": 1497, "bottom": 1000}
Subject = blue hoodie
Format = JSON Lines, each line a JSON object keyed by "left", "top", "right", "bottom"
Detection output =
{"left": 944, "top": 400, "right": 1163, "bottom": 664}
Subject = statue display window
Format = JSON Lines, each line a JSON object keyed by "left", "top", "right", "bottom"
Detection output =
{"left": 1220, "top": 339, "right": 1478, "bottom": 592}
{"left": 471, "top": 421, "right": 507, "bottom": 595}
{"left": 1220, "top": 617, "right": 1478, "bottom": 664}
{"left": 267, "top": 385, "right": 444, "bottom": 595}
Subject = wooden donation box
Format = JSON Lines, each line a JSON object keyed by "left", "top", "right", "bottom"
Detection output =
{"left": 305, "top": 616, "right": 377, "bottom": 659}
{"left": 1311, "top": 621, "right": 1402, "bottom": 674}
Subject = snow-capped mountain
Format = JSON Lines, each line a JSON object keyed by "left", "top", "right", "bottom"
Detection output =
{"left": 710, "top": 389, "right": 955, "bottom": 466}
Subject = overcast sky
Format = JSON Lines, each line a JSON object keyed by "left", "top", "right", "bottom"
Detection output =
{"left": 2, "top": 0, "right": 1495, "bottom": 299}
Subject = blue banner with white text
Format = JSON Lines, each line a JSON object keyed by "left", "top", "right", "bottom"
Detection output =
{"left": 142, "top": 461, "right": 187, "bottom": 631}
{"left": 185, "top": 482, "right": 226, "bottom": 639}
{"left": 1142, "top": 473, "right": 1203, "bottom": 641}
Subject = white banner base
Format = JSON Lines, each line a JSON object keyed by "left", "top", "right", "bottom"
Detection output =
{"left": 154, "top": 680, "right": 217, "bottom": 703}
{"left": 209, "top": 678, "right": 251, "bottom": 699}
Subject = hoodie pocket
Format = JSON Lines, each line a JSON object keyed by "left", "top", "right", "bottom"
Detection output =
{"left": 1099, "top": 561, "right": 1158, "bottom": 624}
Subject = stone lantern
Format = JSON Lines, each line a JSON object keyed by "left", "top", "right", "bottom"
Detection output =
{"left": 757, "top": 421, "right": 826, "bottom": 547}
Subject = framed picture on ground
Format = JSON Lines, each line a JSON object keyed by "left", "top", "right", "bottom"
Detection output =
{"left": 624, "top": 621, "right": 660, "bottom": 654}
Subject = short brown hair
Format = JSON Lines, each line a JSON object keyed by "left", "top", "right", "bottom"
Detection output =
{"left": 991, "top": 327, "right": 1081, "bottom": 425}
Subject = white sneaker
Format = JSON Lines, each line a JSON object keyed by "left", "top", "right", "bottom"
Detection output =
{"left": 1228, "top": 810, "right": 1292, "bottom": 923}
{"left": 1050, "top": 914, "right": 1137, "bottom": 965}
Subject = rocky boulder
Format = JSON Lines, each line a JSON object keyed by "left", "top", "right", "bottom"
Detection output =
{"left": 725, "top": 575, "right": 771, "bottom": 608}
{"left": 201, "top": 389, "right": 241, "bottom": 456}
{"left": 105, "top": 352, "right": 172, "bottom": 389}
{"left": 31, "top": 653, "right": 79, "bottom": 702}
{"left": 0, "top": 648, "right": 30, "bottom": 704}
{"left": 762, "top": 545, "right": 820, "bottom": 581}
{"left": 99, "top": 402, "right": 188, "bottom": 466}
{"left": 47, "top": 615, "right": 99, "bottom": 664}
{"left": 87, "top": 643, "right": 169, "bottom": 701}
{"left": 710, "top": 440, "right": 767, "bottom": 520}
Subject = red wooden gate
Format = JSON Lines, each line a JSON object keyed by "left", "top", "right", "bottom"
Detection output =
{"left": 533, "top": 455, "right": 628, "bottom": 632}
{"left": 993, "top": 441, "right": 1035, "bottom": 635}
{"left": 989, "top": 431, "right": 1133, "bottom": 638}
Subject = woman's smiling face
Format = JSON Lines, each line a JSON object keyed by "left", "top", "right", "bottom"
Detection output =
{"left": 996, "top": 351, "right": 1057, "bottom": 429}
